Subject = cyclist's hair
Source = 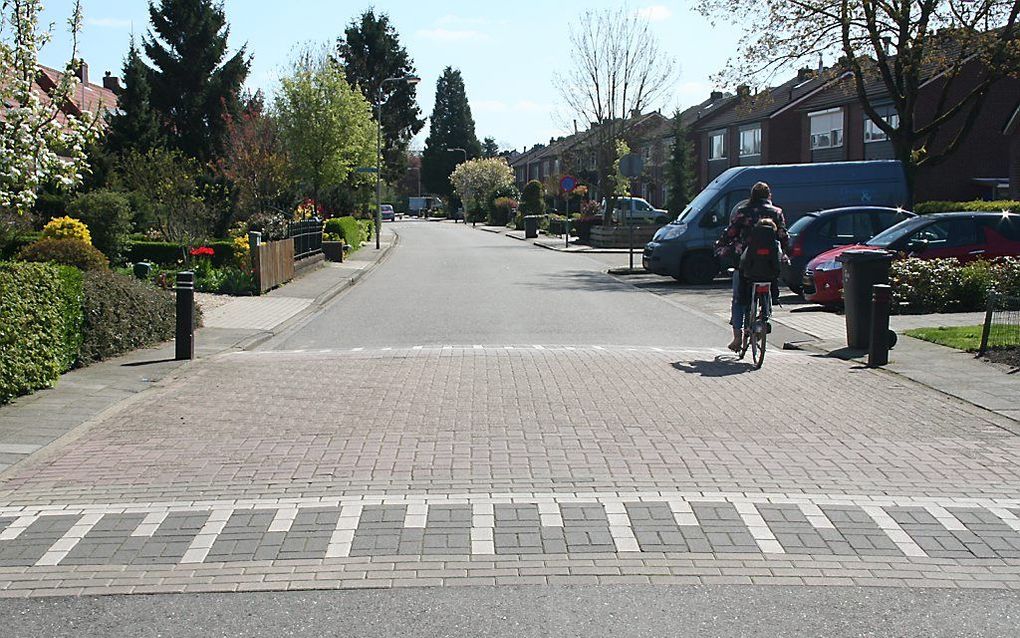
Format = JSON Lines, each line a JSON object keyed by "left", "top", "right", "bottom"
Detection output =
{"left": 750, "top": 182, "right": 771, "bottom": 202}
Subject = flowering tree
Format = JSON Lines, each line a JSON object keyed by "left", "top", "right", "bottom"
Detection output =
{"left": 449, "top": 157, "right": 514, "bottom": 219}
{"left": 0, "top": 0, "right": 99, "bottom": 217}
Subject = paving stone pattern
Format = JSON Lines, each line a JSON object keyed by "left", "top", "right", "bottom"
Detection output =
{"left": 1, "top": 346, "right": 1020, "bottom": 596}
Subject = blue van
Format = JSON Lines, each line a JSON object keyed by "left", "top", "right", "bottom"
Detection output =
{"left": 642, "top": 161, "right": 908, "bottom": 283}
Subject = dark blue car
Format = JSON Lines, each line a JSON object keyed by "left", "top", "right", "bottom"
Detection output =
{"left": 782, "top": 206, "right": 915, "bottom": 293}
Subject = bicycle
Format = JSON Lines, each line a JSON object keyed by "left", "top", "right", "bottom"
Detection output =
{"left": 738, "top": 281, "right": 774, "bottom": 369}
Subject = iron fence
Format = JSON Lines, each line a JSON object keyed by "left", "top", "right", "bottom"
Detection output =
{"left": 979, "top": 292, "right": 1020, "bottom": 356}
{"left": 289, "top": 220, "right": 323, "bottom": 261}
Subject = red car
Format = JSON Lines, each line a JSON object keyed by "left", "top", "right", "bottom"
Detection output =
{"left": 803, "top": 211, "right": 1020, "bottom": 305}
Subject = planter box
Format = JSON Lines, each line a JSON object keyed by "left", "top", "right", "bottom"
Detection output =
{"left": 590, "top": 224, "right": 663, "bottom": 248}
{"left": 322, "top": 241, "right": 344, "bottom": 263}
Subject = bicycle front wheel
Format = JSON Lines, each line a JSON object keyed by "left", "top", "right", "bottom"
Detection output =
{"left": 750, "top": 294, "right": 767, "bottom": 369}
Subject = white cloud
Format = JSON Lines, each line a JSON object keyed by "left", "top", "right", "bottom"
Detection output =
{"left": 637, "top": 5, "right": 672, "bottom": 22}
{"left": 435, "top": 15, "right": 491, "bottom": 27}
{"left": 416, "top": 28, "right": 490, "bottom": 43}
{"left": 85, "top": 17, "right": 131, "bottom": 29}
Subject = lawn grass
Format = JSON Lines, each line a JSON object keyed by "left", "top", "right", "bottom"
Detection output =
{"left": 904, "top": 325, "right": 984, "bottom": 351}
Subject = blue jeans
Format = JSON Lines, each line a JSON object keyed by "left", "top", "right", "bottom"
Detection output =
{"left": 730, "top": 269, "right": 745, "bottom": 330}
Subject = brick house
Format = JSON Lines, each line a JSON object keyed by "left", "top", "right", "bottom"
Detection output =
{"left": 686, "top": 69, "right": 846, "bottom": 188}
{"left": 35, "top": 61, "right": 120, "bottom": 127}
{"left": 794, "top": 60, "right": 1020, "bottom": 202}
{"left": 1008, "top": 103, "right": 1020, "bottom": 200}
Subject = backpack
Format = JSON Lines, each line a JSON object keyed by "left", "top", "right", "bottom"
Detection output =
{"left": 740, "top": 222, "right": 781, "bottom": 281}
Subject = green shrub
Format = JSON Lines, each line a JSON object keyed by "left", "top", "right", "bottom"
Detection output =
{"left": 0, "top": 232, "right": 40, "bottom": 260}
{"left": 325, "top": 216, "right": 366, "bottom": 251}
{"left": 125, "top": 241, "right": 185, "bottom": 266}
{"left": 19, "top": 238, "right": 110, "bottom": 271}
{"left": 521, "top": 180, "right": 544, "bottom": 215}
{"left": 70, "top": 190, "right": 133, "bottom": 263}
{"left": 0, "top": 262, "right": 84, "bottom": 404}
{"left": 78, "top": 270, "right": 200, "bottom": 366}
{"left": 914, "top": 200, "right": 1020, "bottom": 215}
{"left": 360, "top": 218, "right": 373, "bottom": 242}
{"left": 891, "top": 257, "right": 1020, "bottom": 313}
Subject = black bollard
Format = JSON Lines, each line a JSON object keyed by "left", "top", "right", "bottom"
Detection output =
{"left": 175, "top": 271, "right": 195, "bottom": 361}
{"left": 868, "top": 283, "right": 892, "bottom": 367}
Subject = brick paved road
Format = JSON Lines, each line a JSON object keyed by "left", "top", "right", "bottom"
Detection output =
{"left": 1, "top": 224, "right": 1019, "bottom": 605}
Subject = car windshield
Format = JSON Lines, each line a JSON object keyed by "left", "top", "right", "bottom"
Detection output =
{"left": 675, "top": 188, "right": 720, "bottom": 224}
{"left": 787, "top": 214, "right": 818, "bottom": 236}
{"left": 866, "top": 216, "right": 931, "bottom": 248}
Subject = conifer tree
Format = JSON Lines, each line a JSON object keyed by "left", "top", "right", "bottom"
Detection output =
{"left": 665, "top": 110, "right": 696, "bottom": 216}
{"left": 421, "top": 67, "right": 481, "bottom": 198}
{"left": 105, "top": 38, "right": 163, "bottom": 156}
{"left": 143, "top": 0, "right": 249, "bottom": 161}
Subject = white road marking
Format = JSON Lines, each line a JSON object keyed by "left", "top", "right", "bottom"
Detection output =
{"left": 131, "top": 511, "right": 169, "bottom": 537}
{"left": 0, "top": 515, "right": 38, "bottom": 540}
{"left": 538, "top": 502, "right": 563, "bottom": 527}
{"left": 602, "top": 502, "right": 640, "bottom": 552}
{"left": 733, "top": 501, "right": 784, "bottom": 554}
{"left": 35, "top": 513, "right": 105, "bottom": 566}
{"left": 268, "top": 508, "right": 299, "bottom": 533}
{"left": 404, "top": 503, "right": 428, "bottom": 528}
{"left": 924, "top": 505, "right": 967, "bottom": 531}
{"left": 471, "top": 503, "right": 495, "bottom": 555}
{"left": 667, "top": 500, "right": 699, "bottom": 527}
{"left": 325, "top": 503, "right": 364, "bottom": 559}
{"left": 861, "top": 506, "right": 928, "bottom": 557}
{"left": 180, "top": 509, "right": 234, "bottom": 564}
{"left": 987, "top": 507, "right": 1020, "bottom": 532}
{"left": 798, "top": 502, "right": 837, "bottom": 530}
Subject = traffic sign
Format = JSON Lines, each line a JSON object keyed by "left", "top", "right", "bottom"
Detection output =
{"left": 355, "top": 167, "right": 378, "bottom": 174}
{"left": 619, "top": 154, "right": 644, "bottom": 178}
{"left": 559, "top": 175, "right": 577, "bottom": 193}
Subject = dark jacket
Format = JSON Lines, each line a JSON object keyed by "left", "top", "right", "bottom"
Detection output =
{"left": 714, "top": 199, "right": 789, "bottom": 259}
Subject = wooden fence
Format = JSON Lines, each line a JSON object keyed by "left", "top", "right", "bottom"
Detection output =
{"left": 253, "top": 238, "right": 295, "bottom": 294}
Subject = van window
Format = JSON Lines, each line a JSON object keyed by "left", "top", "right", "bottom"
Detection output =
{"left": 820, "top": 212, "right": 872, "bottom": 243}
{"left": 701, "top": 191, "right": 747, "bottom": 228}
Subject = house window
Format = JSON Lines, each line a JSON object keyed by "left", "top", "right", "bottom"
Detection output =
{"left": 708, "top": 130, "right": 727, "bottom": 160}
{"left": 864, "top": 106, "right": 899, "bottom": 143}
{"left": 739, "top": 126, "right": 761, "bottom": 157}
{"left": 642, "top": 146, "right": 652, "bottom": 162}
{"left": 809, "top": 108, "right": 844, "bottom": 149}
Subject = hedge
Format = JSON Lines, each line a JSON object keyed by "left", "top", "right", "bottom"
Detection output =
{"left": 126, "top": 240, "right": 245, "bottom": 268}
{"left": 19, "top": 237, "right": 110, "bottom": 271}
{"left": 0, "top": 262, "right": 83, "bottom": 404}
{"left": 324, "top": 217, "right": 366, "bottom": 252}
{"left": 914, "top": 200, "right": 1020, "bottom": 215}
{"left": 891, "top": 257, "right": 1020, "bottom": 313}
{"left": 78, "top": 270, "right": 201, "bottom": 366}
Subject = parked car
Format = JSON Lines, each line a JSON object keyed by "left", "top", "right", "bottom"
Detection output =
{"left": 602, "top": 197, "right": 669, "bottom": 225}
{"left": 380, "top": 204, "right": 395, "bottom": 221}
{"left": 643, "top": 160, "right": 908, "bottom": 283}
{"left": 803, "top": 212, "right": 1020, "bottom": 306}
{"left": 782, "top": 206, "right": 915, "bottom": 293}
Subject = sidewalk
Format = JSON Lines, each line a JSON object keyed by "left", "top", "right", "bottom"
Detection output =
{"left": 0, "top": 227, "right": 397, "bottom": 474}
{"left": 475, "top": 224, "right": 636, "bottom": 253}
{"left": 776, "top": 306, "right": 1020, "bottom": 424}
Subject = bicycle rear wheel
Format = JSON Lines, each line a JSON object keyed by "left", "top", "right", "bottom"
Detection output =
{"left": 750, "top": 293, "right": 767, "bottom": 369}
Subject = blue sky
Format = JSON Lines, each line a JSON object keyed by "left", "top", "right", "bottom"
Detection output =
{"left": 38, "top": 1, "right": 743, "bottom": 151}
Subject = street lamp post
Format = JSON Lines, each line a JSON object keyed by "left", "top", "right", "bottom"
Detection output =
{"left": 376, "top": 74, "right": 420, "bottom": 249}
{"left": 446, "top": 148, "right": 467, "bottom": 222}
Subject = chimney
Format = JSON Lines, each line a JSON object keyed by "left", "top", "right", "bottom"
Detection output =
{"left": 817, "top": 54, "right": 824, "bottom": 72}
{"left": 797, "top": 67, "right": 813, "bottom": 81}
{"left": 102, "top": 71, "right": 122, "bottom": 93}
{"left": 75, "top": 59, "right": 89, "bottom": 85}
{"left": 882, "top": 36, "right": 892, "bottom": 55}
{"left": 573, "top": 119, "right": 578, "bottom": 135}
{"left": 736, "top": 84, "right": 750, "bottom": 99}
{"left": 710, "top": 90, "right": 723, "bottom": 101}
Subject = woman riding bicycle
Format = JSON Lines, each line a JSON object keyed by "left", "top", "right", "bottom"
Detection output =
{"left": 713, "top": 182, "right": 789, "bottom": 352}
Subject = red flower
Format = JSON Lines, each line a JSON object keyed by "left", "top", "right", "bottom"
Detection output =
{"left": 189, "top": 246, "right": 214, "bottom": 257}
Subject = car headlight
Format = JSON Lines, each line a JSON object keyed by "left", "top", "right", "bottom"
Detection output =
{"left": 814, "top": 260, "right": 842, "bottom": 271}
{"left": 654, "top": 223, "right": 687, "bottom": 242}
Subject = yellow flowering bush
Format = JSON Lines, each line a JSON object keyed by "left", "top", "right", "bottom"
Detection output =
{"left": 232, "top": 235, "right": 250, "bottom": 268}
{"left": 42, "top": 216, "right": 92, "bottom": 245}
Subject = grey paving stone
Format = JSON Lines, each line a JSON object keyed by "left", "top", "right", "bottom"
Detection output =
{"left": 0, "top": 515, "right": 77, "bottom": 567}
{"left": 61, "top": 514, "right": 146, "bottom": 566}
{"left": 819, "top": 506, "right": 901, "bottom": 556}
{"left": 948, "top": 507, "right": 1020, "bottom": 559}
{"left": 690, "top": 503, "right": 758, "bottom": 554}
{"left": 560, "top": 504, "right": 615, "bottom": 553}
{"left": 207, "top": 510, "right": 275, "bottom": 563}
{"left": 625, "top": 502, "right": 691, "bottom": 553}
{"left": 106, "top": 511, "right": 210, "bottom": 566}
{"left": 756, "top": 504, "right": 838, "bottom": 555}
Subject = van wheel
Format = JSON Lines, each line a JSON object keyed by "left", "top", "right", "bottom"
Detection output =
{"left": 680, "top": 252, "right": 719, "bottom": 284}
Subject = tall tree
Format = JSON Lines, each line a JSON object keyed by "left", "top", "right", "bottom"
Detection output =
{"left": 144, "top": 0, "right": 250, "bottom": 161}
{"left": 105, "top": 38, "right": 163, "bottom": 156}
{"left": 274, "top": 50, "right": 375, "bottom": 205}
{"left": 421, "top": 67, "right": 481, "bottom": 198}
{"left": 696, "top": 0, "right": 1020, "bottom": 204}
{"left": 481, "top": 137, "right": 500, "bottom": 158}
{"left": 337, "top": 9, "right": 425, "bottom": 183}
{"left": 554, "top": 8, "right": 677, "bottom": 207}
{"left": 665, "top": 111, "right": 696, "bottom": 216}
{"left": 216, "top": 93, "right": 289, "bottom": 221}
